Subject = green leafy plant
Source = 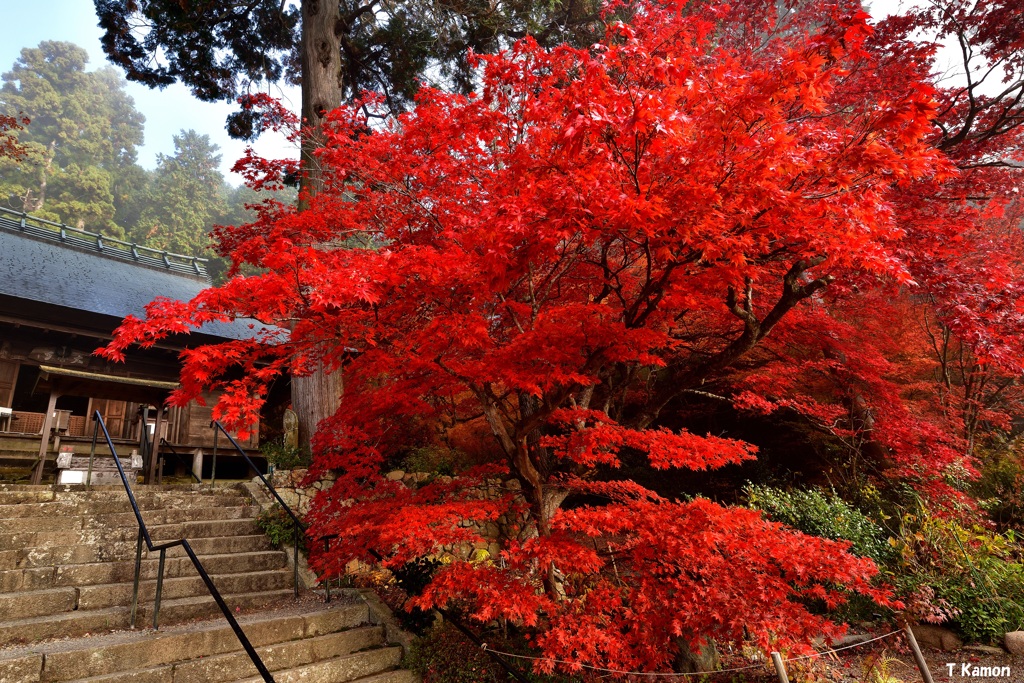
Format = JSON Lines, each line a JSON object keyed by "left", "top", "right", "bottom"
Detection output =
{"left": 401, "top": 446, "right": 469, "bottom": 477}
{"left": 255, "top": 503, "right": 305, "bottom": 551}
{"left": 973, "top": 441, "right": 1024, "bottom": 530}
{"left": 863, "top": 651, "right": 909, "bottom": 683}
{"left": 892, "top": 513, "right": 1024, "bottom": 643}
{"left": 260, "top": 439, "right": 311, "bottom": 471}
{"left": 745, "top": 484, "right": 894, "bottom": 564}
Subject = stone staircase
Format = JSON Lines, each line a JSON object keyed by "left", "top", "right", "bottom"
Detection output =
{"left": 0, "top": 484, "right": 417, "bottom": 683}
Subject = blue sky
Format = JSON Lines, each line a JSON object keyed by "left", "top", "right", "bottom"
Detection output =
{"left": 0, "top": 0, "right": 299, "bottom": 184}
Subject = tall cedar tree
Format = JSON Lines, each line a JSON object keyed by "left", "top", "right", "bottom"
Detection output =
{"left": 135, "top": 130, "right": 224, "bottom": 255}
{"left": 0, "top": 42, "right": 145, "bottom": 237}
{"left": 103, "top": 0, "right": 1024, "bottom": 675}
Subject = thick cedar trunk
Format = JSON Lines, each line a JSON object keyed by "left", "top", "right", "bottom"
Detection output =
{"left": 292, "top": 0, "right": 345, "bottom": 448}
{"left": 292, "top": 358, "right": 344, "bottom": 450}
{"left": 299, "top": 0, "right": 343, "bottom": 210}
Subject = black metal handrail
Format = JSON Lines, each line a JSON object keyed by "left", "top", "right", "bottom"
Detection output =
{"left": 211, "top": 421, "right": 305, "bottom": 597}
{"left": 90, "top": 411, "right": 274, "bottom": 682}
{"left": 157, "top": 438, "right": 202, "bottom": 483}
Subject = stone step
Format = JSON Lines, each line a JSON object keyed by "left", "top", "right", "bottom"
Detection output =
{"left": 0, "top": 586, "right": 76, "bottom": 620}
{"left": 230, "top": 647, "right": 405, "bottom": 683}
{"left": 0, "top": 528, "right": 157, "bottom": 557}
{"left": 0, "top": 497, "right": 249, "bottom": 515}
{"left": 0, "top": 585, "right": 301, "bottom": 648}
{"left": 0, "top": 602, "right": 371, "bottom": 682}
{"left": 0, "top": 496, "right": 250, "bottom": 519}
{"left": 0, "top": 483, "right": 238, "bottom": 492}
{"left": 135, "top": 588, "right": 299, "bottom": 626}
{"left": 0, "top": 607, "right": 131, "bottom": 648}
{"left": 66, "top": 628, "right": 390, "bottom": 683}
{"left": 0, "top": 562, "right": 292, "bottom": 621}
{"left": 0, "top": 485, "right": 246, "bottom": 504}
{"left": 0, "top": 549, "right": 288, "bottom": 593}
{"left": 0, "top": 506, "right": 257, "bottom": 534}
{"left": 78, "top": 567, "right": 294, "bottom": 610}
{"left": 145, "top": 550, "right": 288, "bottom": 579}
{"left": 148, "top": 518, "right": 261, "bottom": 542}
{"left": 64, "top": 549, "right": 287, "bottom": 584}
{"left": 0, "top": 500, "right": 255, "bottom": 523}
{"left": 152, "top": 534, "right": 273, "bottom": 558}
{"left": 351, "top": 672, "right": 420, "bottom": 683}
{"left": 170, "top": 625, "right": 385, "bottom": 683}
{"left": 0, "top": 534, "right": 274, "bottom": 570}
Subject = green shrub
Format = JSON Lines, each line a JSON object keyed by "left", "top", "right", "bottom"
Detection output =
{"left": 402, "top": 445, "right": 469, "bottom": 476}
{"left": 973, "top": 442, "right": 1024, "bottom": 530}
{"left": 255, "top": 503, "right": 305, "bottom": 551}
{"left": 892, "top": 515, "right": 1024, "bottom": 643}
{"left": 260, "top": 439, "right": 311, "bottom": 471}
{"left": 744, "top": 484, "right": 894, "bottom": 564}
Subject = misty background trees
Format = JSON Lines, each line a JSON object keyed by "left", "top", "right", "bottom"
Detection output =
{"left": 0, "top": 40, "right": 290, "bottom": 277}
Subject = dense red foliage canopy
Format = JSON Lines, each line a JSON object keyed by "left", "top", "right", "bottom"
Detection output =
{"left": 103, "top": 0, "right": 1024, "bottom": 674}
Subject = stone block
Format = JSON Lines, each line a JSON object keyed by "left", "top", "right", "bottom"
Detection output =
{"left": 911, "top": 624, "right": 962, "bottom": 651}
{"left": 0, "top": 653, "right": 42, "bottom": 683}
{"left": 1005, "top": 631, "right": 1024, "bottom": 655}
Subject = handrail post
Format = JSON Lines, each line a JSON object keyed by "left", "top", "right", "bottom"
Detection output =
{"left": 153, "top": 548, "right": 166, "bottom": 629}
{"left": 293, "top": 526, "right": 300, "bottom": 599}
{"left": 210, "top": 421, "right": 307, "bottom": 583}
{"left": 211, "top": 425, "right": 218, "bottom": 487}
{"left": 130, "top": 527, "right": 144, "bottom": 629}
{"left": 324, "top": 538, "right": 331, "bottom": 604}
{"left": 86, "top": 418, "right": 99, "bottom": 489}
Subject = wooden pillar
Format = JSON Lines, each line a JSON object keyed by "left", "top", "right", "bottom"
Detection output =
{"left": 192, "top": 448, "right": 204, "bottom": 482}
{"left": 146, "top": 404, "right": 164, "bottom": 484}
{"left": 31, "top": 389, "right": 59, "bottom": 485}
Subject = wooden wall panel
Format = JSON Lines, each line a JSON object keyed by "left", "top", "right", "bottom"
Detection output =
{"left": 0, "top": 360, "right": 18, "bottom": 408}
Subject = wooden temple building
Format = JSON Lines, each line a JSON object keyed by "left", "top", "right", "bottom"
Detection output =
{"left": 0, "top": 207, "right": 270, "bottom": 484}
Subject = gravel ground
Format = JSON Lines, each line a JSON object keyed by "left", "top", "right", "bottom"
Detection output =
{"left": 632, "top": 635, "right": 1023, "bottom": 682}
{"left": 848, "top": 646, "right": 1023, "bottom": 682}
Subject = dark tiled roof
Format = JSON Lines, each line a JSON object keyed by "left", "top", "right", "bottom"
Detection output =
{"left": 0, "top": 214, "right": 265, "bottom": 342}
{"left": 0, "top": 207, "right": 208, "bottom": 277}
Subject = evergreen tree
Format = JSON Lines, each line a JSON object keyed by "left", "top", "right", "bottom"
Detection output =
{"left": 0, "top": 41, "right": 146, "bottom": 238}
{"left": 135, "top": 130, "right": 222, "bottom": 255}
{"left": 95, "top": 0, "right": 607, "bottom": 121}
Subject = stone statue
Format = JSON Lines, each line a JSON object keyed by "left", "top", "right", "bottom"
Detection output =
{"left": 283, "top": 407, "right": 299, "bottom": 450}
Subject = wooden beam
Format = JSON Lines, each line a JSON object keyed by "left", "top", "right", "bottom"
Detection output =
{"left": 146, "top": 404, "right": 164, "bottom": 484}
{"left": 31, "top": 389, "right": 59, "bottom": 484}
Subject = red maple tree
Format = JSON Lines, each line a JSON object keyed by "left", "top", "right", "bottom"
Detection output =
{"left": 103, "top": 0, "right": 1024, "bottom": 674}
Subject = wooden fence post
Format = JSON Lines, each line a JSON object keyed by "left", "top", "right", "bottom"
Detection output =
{"left": 770, "top": 652, "right": 790, "bottom": 683}
{"left": 904, "top": 626, "right": 935, "bottom": 683}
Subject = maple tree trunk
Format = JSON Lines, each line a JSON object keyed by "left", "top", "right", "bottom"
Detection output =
{"left": 292, "top": 0, "right": 346, "bottom": 448}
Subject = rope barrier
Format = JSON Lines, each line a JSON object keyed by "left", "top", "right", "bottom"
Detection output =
{"left": 480, "top": 628, "right": 905, "bottom": 679}
{"left": 785, "top": 629, "right": 904, "bottom": 662}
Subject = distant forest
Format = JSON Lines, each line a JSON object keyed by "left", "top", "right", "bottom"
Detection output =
{"left": 0, "top": 41, "right": 295, "bottom": 281}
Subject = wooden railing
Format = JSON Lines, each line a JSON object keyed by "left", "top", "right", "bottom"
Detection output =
{"left": 0, "top": 206, "right": 208, "bottom": 277}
